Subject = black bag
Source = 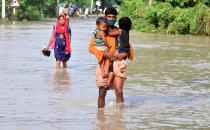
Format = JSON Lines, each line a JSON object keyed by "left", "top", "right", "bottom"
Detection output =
{"left": 42, "top": 49, "right": 51, "bottom": 57}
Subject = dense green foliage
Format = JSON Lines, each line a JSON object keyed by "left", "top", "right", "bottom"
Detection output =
{"left": 119, "top": 0, "right": 210, "bottom": 35}
{"left": 1, "top": 0, "right": 209, "bottom": 35}
{"left": 1, "top": 0, "right": 57, "bottom": 20}
{"left": 0, "top": 0, "right": 117, "bottom": 21}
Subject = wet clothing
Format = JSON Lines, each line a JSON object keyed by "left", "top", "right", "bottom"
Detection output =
{"left": 113, "top": 60, "right": 127, "bottom": 78}
{"left": 95, "top": 60, "right": 127, "bottom": 88}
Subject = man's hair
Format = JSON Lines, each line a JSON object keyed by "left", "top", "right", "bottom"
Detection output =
{"left": 105, "top": 7, "right": 118, "bottom": 16}
{"left": 96, "top": 17, "right": 107, "bottom": 25}
{"left": 119, "top": 17, "right": 132, "bottom": 31}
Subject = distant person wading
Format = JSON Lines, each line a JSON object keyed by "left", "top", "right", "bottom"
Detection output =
{"left": 46, "top": 15, "right": 72, "bottom": 70}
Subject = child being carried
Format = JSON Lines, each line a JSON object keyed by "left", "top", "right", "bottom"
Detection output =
{"left": 93, "top": 17, "right": 110, "bottom": 78}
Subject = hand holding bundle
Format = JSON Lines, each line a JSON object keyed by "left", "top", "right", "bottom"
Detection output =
{"left": 42, "top": 48, "right": 51, "bottom": 57}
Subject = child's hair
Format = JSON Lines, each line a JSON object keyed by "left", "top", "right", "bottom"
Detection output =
{"left": 119, "top": 17, "right": 132, "bottom": 31}
{"left": 96, "top": 17, "right": 107, "bottom": 25}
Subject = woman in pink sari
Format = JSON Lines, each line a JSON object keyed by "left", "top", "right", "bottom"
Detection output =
{"left": 47, "top": 15, "right": 71, "bottom": 70}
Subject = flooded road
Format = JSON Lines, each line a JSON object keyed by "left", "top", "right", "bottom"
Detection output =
{"left": 0, "top": 18, "right": 210, "bottom": 129}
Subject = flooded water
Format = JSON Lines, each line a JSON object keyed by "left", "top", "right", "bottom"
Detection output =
{"left": 0, "top": 18, "right": 209, "bottom": 129}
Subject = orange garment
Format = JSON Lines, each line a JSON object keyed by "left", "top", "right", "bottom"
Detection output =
{"left": 89, "top": 35, "right": 134, "bottom": 63}
{"left": 88, "top": 36, "right": 116, "bottom": 64}
{"left": 89, "top": 35, "right": 134, "bottom": 88}
{"left": 128, "top": 44, "right": 134, "bottom": 61}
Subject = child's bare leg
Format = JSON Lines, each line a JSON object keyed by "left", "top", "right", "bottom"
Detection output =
{"left": 100, "top": 61, "right": 106, "bottom": 78}
{"left": 104, "top": 59, "right": 110, "bottom": 78}
{"left": 56, "top": 60, "right": 61, "bottom": 70}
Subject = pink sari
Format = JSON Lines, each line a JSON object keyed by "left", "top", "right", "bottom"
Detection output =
{"left": 49, "top": 15, "right": 71, "bottom": 53}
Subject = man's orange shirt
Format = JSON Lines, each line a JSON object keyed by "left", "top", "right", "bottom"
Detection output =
{"left": 88, "top": 36, "right": 116, "bottom": 64}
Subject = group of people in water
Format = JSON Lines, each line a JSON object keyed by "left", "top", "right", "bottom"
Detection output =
{"left": 43, "top": 7, "right": 133, "bottom": 109}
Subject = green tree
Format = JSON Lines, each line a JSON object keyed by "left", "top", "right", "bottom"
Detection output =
{"left": 119, "top": 0, "right": 210, "bottom": 35}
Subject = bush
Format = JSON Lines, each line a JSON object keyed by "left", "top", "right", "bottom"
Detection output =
{"left": 17, "top": 6, "right": 41, "bottom": 21}
{"left": 190, "top": 2, "right": 209, "bottom": 35}
{"left": 167, "top": 8, "right": 192, "bottom": 34}
{"left": 119, "top": 0, "right": 210, "bottom": 35}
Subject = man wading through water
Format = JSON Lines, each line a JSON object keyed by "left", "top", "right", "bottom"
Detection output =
{"left": 89, "top": 7, "right": 133, "bottom": 108}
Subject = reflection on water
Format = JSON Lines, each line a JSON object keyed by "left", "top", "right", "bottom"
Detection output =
{"left": 52, "top": 69, "right": 71, "bottom": 92}
{"left": 93, "top": 109, "right": 125, "bottom": 130}
{"left": 0, "top": 18, "right": 210, "bottom": 129}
